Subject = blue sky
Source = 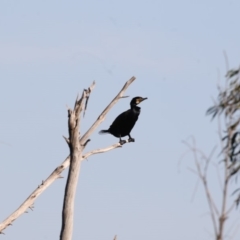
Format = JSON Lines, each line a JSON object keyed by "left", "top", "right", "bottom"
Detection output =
{"left": 1, "top": 1, "right": 240, "bottom": 239}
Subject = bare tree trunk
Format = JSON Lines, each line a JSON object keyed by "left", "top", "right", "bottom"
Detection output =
{"left": 60, "top": 150, "right": 83, "bottom": 240}
{"left": 60, "top": 86, "right": 91, "bottom": 240}
{"left": 0, "top": 142, "right": 127, "bottom": 234}
{"left": 0, "top": 77, "right": 135, "bottom": 235}
{"left": 60, "top": 77, "right": 136, "bottom": 240}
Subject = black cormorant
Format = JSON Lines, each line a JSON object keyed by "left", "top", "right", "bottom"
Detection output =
{"left": 99, "top": 96, "right": 147, "bottom": 144}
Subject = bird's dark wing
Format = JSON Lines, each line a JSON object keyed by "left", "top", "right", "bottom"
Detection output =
{"left": 107, "top": 109, "right": 131, "bottom": 137}
{"left": 110, "top": 109, "right": 130, "bottom": 128}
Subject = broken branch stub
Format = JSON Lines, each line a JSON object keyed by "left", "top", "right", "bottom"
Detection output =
{"left": 0, "top": 77, "right": 135, "bottom": 235}
{"left": 60, "top": 87, "right": 90, "bottom": 240}
{"left": 83, "top": 80, "right": 95, "bottom": 117}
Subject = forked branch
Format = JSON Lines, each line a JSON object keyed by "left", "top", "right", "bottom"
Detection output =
{"left": 0, "top": 77, "right": 136, "bottom": 234}
{"left": 184, "top": 135, "right": 234, "bottom": 240}
{"left": 0, "top": 144, "right": 130, "bottom": 234}
{"left": 80, "top": 76, "right": 136, "bottom": 144}
{"left": 60, "top": 85, "right": 91, "bottom": 240}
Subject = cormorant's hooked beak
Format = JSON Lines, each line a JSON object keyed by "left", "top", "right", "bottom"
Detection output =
{"left": 136, "top": 97, "right": 147, "bottom": 105}
{"left": 140, "top": 97, "right": 148, "bottom": 102}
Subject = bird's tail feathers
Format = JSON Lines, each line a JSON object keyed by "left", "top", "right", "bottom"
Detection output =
{"left": 99, "top": 129, "right": 109, "bottom": 135}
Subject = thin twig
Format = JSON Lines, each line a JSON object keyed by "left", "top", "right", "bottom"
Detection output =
{"left": 190, "top": 178, "right": 200, "bottom": 203}
{"left": 83, "top": 81, "right": 95, "bottom": 117}
{"left": 184, "top": 139, "right": 218, "bottom": 235}
{"left": 0, "top": 77, "right": 136, "bottom": 234}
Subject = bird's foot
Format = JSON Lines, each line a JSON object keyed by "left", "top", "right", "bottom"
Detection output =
{"left": 128, "top": 137, "right": 135, "bottom": 143}
{"left": 119, "top": 139, "right": 126, "bottom": 145}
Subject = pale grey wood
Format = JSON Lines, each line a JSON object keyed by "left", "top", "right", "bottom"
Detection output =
{"left": 0, "top": 77, "right": 136, "bottom": 235}
{"left": 80, "top": 76, "right": 136, "bottom": 145}
{"left": 60, "top": 87, "right": 89, "bottom": 240}
{"left": 60, "top": 77, "right": 135, "bottom": 240}
{"left": 0, "top": 142, "right": 126, "bottom": 234}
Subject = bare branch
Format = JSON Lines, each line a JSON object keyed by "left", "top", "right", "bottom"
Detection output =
{"left": 60, "top": 87, "right": 88, "bottom": 240}
{"left": 190, "top": 179, "right": 200, "bottom": 203}
{"left": 83, "top": 81, "right": 95, "bottom": 117}
{"left": 80, "top": 76, "right": 136, "bottom": 145}
{"left": 63, "top": 136, "right": 70, "bottom": 145}
{"left": 83, "top": 143, "right": 122, "bottom": 159}
{"left": 186, "top": 65, "right": 240, "bottom": 240}
{"left": 212, "top": 162, "right": 223, "bottom": 191}
{"left": 0, "top": 155, "right": 70, "bottom": 233}
{"left": 82, "top": 139, "right": 91, "bottom": 147}
{"left": 0, "top": 140, "right": 130, "bottom": 233}
{"left": 0, "top": 77, "right": 135, "bottom": 235}
{"left": 184, "top": 139, "right": 219, "bottom": 235}
{"left": 60, "top": 78, "right": 134, "bottom": 240}
{"left": 187, "top": 167, "right": 198, "bottom": 176}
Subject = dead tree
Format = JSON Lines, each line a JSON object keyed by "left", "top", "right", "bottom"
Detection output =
{"left": 60, "top": 77, "right": 137, "bottom": 239}
{"left": 0, "top": 77, "right": 136, "bottom": 236}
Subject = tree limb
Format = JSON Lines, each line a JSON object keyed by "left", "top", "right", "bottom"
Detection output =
{"left": 0, "top": 77, "right": 135, "bottom": 234}
{"left": 80, "top": 76, "right": 136, "bottom": 144}
{"left": 183, "top": 138, "right": 218, "bottom": 236}
{"left": 0, "top": 142, "right": 129, "bottom": 233}
{"left": 60, "top": 87, "right": 88, "bottom": 240}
